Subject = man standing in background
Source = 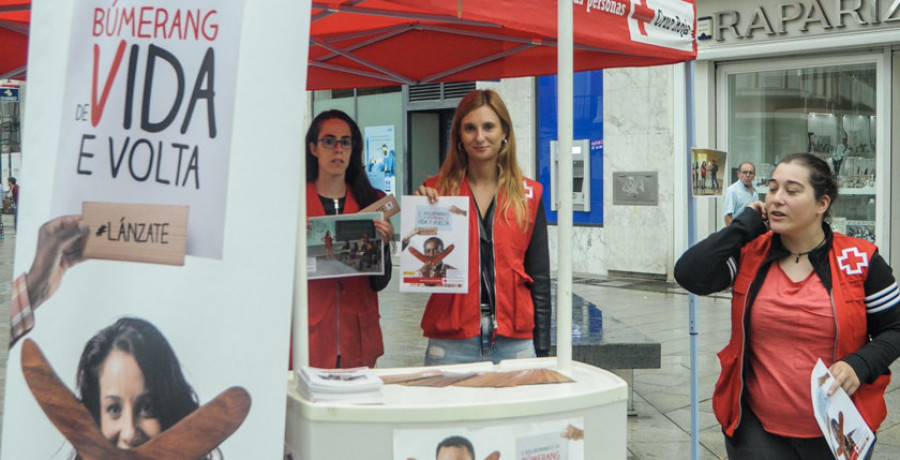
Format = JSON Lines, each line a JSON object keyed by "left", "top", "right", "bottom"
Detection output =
{"left": 722, "top": 163, "right": 755, "bottom": 226}
{"left": 7, "top": 177, "right": 18, "bottom": 232}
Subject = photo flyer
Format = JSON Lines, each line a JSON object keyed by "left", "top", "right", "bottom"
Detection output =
{"left": 307, "top": 212, "right": 384, "bottom": 280}
{"left": 393, "top": 417, "right": 585, "bottom": 460}
{"left": 690, "top": 148, "right": 727, "bottom": 198}
{"left": 399, "top": 195, "right": 468, "bottom": 293}
{"left": 811, "top": 359, "right": 874, "bottom": 460}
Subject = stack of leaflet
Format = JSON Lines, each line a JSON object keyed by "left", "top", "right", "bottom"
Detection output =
{"left": 296, "top": 366, "right": 383, "bottom": 404}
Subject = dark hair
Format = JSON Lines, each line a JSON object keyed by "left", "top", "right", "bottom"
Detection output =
{"left": 305, "top": 110, "right": 381, "bottom": 208}
{"left": 436, "top": 435, "right": 474, "bottom": 459}
{"left": 76, "top": 318, "right": 200, "bottom": 437}
{"left": 423, "top": 237, "right": 444, "bottom": 251}
{"left": 776, "top": 153, "right": 838, "bottom": 221}
{"left": 7, "top": 177, "right": 15, "bottom": 184}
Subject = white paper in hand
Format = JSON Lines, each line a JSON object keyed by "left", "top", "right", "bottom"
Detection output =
{"left": 810, "top": 359, "right": 874, "bottom": 460}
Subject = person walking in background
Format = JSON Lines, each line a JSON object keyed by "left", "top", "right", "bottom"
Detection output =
{"left": 675, "top": 153, "right": 900, "bottom": 459}
{"left": 833, "top": 130, "right": 848, "bottom": 176}
{"left": 723, "top": 162, "right": 757, "bottom": 226}
{"left": 415, "top": 89, "right": 551, "bottom": 365}
{"left": 301, "top": 109, "right": 394, "bottom": 369}
{"left": 700, "top": 161, "right": 707, "bottom": 190}
{"left": 709, "top": 160, "right": 719, "bottom": 190}
{"left": 8, "top": 177, "right": 18, "bottom": 232}
{"left": 691, "top": 161, "right": 698, "bottom": 191}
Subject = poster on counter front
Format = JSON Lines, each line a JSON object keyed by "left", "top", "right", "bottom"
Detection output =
{"left": 1, "top": 1, "right": 310, "bottom": 459}
{"left": 399, "top": 195, "right": 468, "bottom": 293}
{"left": 393, "top": 417, "right": 585, "bottom": 460}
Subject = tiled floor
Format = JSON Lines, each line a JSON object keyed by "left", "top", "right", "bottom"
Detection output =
{"left": 2, "top": 223, "right": 900, "bottom": 458}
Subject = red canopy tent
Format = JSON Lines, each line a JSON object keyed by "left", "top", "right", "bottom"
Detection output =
{"left": 0, "top": 0, "right": 29, "bottom": 79}
{"left": 2, "top": 1, "right": 696, "bottom": 85}
{"left": 308, "top": 0, "right": 696, "bottom": 89}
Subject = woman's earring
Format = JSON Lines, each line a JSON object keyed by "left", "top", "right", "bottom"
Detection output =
{"left": 457, "top": 142, "right": 464, "bottom": 152}
{"left": 501, "top": 138, "right": 509, "bottom": 148}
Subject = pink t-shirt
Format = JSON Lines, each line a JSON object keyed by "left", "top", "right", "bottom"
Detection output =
{"left": 745, "top": 263, "right": 835, "bottom": 438}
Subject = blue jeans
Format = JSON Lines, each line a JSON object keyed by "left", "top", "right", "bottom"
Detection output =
{"left": 724, "top": 405, "right": 874, "bottom": 460}
{"left": 424, "top": 314, "right": 535, "bottom": 365}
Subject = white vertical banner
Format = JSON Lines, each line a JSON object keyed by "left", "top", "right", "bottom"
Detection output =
{"left": 2, "top": 0, "right": 310, "bottom": 459}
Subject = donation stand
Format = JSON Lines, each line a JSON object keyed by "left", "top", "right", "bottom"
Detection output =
{"left": 285, "top": 358, "right": 627, "bottom": 459}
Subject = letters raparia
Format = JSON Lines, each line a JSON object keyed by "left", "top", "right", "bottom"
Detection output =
{"left": 77, "top": 134, "right": 201, "bottom": 189}
{"left": 711, "top": 0, "right": 900, "bottom": 41}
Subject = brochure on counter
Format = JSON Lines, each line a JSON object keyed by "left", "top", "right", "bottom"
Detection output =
{"left": 810, "top": 359, "right": 874, "bottom": 460}
{"left": 399, "top": 195, "right": 469, "bottom": 293}
{"left": 306, "top": 212, "right": 384, "bottom": 280}
{"left": 297, "top": 366, "right": 383, "bottom": 404}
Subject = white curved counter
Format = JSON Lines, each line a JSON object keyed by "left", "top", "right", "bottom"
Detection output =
{"left": 285, "top": 358, "right": 628, "bottom": 459}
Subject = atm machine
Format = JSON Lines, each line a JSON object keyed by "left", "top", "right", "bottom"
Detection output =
{"left": 550, "top": 139, "right": 591, "bottom": 212}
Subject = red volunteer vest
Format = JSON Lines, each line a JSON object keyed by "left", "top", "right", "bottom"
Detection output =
{"left": 715, "top": 232, "right": 890, "bottom": 436}
{"left": 297, "top": 182, "right": 384, "bottom": 369}
{"left": 420, "top": 176, "right": 542, "bottom": 340}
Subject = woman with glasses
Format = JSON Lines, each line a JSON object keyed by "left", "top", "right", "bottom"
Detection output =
{"left": 300, "top": 110, "right": 394, "bottom": 369}
{"left": 414, "top": 89, "right": 551, "bottom": 365}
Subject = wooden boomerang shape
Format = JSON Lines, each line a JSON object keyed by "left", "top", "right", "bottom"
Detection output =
{"left": 21, "top": 338, "right": 252, "bottom": 460}
{"left": 408, "top": 244, "right": 454, "bottom": 265}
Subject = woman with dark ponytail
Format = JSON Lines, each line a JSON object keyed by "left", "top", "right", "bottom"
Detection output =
{"left": 301, "top": 110, "right": 393, "bottom": 369}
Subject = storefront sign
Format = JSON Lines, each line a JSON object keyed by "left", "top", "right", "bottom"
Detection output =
{"left": 0, "top": 87, "right": 18, "bottom": 101}
{"left": 698, "top": 0, "right": 900, "bottom": 43}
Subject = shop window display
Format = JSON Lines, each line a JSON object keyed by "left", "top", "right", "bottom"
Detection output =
{"left": 726, "top": 63, "right": 877, "bottom": 242}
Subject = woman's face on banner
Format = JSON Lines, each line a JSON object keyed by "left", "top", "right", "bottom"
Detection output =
{"left": 98, "top": 349, "right": 162, "bottom": 448}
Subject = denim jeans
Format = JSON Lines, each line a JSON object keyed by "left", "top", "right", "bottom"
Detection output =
{"left": 724, "top": 405, "right": 874, "bottom": 460}
{"left": 424, "top": 314, "right": 535, "bottom": 365}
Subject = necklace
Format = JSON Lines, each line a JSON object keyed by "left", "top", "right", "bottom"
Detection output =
{"left": 788, "top": 237, "right": 827, "bottom": 263}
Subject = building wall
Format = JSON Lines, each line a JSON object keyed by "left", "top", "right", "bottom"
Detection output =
{"left": 482, "top": 70, "right": 678, "bottom": 279}
{"left": 601, "top": 66, "right": 676, "bottom": 278}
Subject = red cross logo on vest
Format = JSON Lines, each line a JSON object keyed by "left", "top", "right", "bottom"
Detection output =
{"left": 631, "top": 0, "right": 657, "bottom": 36}
{"left": 837, "top": 247, "right": 869, "bottom": 276}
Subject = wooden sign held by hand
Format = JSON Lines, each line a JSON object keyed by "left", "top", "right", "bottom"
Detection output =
{"left": 82, "top": 202, "right": 189, "bottom": 266}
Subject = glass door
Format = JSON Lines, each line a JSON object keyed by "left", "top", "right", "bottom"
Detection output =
{"left": 717, "top": 54, "right": 886, "bottom": 247}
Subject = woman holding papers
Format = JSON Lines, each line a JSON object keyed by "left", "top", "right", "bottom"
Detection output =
{"left": 302, "top": 110, "right": 394, "bottom": 369}
{"left": 675, "top": 153, "right": 900, "bottom": 458}
{"left": 415, "top": 89, "right": 550, "bottom": 365}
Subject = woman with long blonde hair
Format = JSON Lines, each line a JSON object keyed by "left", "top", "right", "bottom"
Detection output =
{"left": 415, "top": 89, "right": 550, "bottom": 365}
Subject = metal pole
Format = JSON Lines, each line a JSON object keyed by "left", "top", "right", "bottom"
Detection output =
{"left": 292, "top": 131, "right": 310, "bottom": 372}
{"left": 556, "top": 0, "right": 573, "bottom": 370}
{"left": 684, "top": 61, "right": 699, "bottom": 460}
